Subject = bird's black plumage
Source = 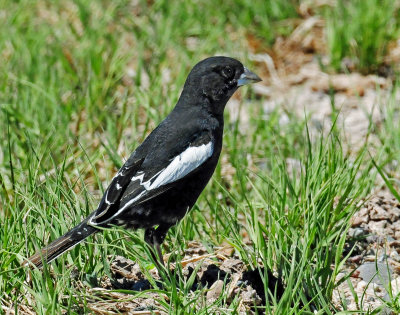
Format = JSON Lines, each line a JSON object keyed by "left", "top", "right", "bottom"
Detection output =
{"left": 24, "top": 56, "right": 261, "bottom": 268}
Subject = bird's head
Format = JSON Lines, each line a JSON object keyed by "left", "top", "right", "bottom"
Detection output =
{"left": 180, "top": 56, "right": 261, "bottom": 115}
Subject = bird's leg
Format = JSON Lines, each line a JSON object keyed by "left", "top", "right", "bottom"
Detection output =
{"left": 153, "top": 236, "right": 164, "bottom": 267}
{"left": 144, "top": 228, "right": 161, "bottom": 266}
{"left": 144, "top": 225, "right": 170, "bottom": 268}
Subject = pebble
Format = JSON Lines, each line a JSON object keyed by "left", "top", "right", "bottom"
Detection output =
{"left": 241, "top": 286, "right": 262, "bottom": 305}
{"left": 348, "top": 227, "right": 366, "bottom": 238}
{"left": 350, "top": 207, "right": 369, "bottom": 226}
{"left": 206, "top": 280, "right": 224, "bottom": 302}
{"left": 358, "top": 262, "right": 393, "bottom": 286}
{"left": 368, "top": 220, "right": 388, "bottom": 235}
{"left": 390, "top": 250, "right": 400, "bottom": 262}
{"left": 369, "top": 206, "right": 390, "bottom": 221}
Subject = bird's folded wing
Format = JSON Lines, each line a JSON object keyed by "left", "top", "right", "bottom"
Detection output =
{"left": 88, "top": 156, "right": 145, "bottom": 224}
{"left": 89, "top": 134, "right": 214, "bottom": 226}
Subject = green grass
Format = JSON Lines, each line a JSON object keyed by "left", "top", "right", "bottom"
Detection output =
{"left": 324, "top": 0, "right": 399, "bottom": 74}
{"left": 1, "top": 0, "right": 400, "bottom": 314}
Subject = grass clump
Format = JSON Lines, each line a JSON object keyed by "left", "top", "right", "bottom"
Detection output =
{"left": 220, "top": 128, "right": 371, "bottom": 313}
{"left": 325, "top": 0, "right": 399, "bottom": 74}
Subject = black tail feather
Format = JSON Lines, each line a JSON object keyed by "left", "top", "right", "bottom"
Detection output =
{"left": 23, "top": 218, "right": 98, "bottom": 269}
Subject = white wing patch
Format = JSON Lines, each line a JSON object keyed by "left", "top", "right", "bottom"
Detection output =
{"left": 148, "top": 142, "right": 214, "bottom": 189}
{"left": 89, "top": 142, "right": 213, "bottom": 226}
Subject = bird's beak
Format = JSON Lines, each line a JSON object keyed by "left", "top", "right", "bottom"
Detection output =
{"left": 237, "top": 67, "right": 262, "bottom": 86}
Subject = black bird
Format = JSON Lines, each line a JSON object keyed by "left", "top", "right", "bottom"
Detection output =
{"left": 24, "top": 56, "right": 261, "bottom": 268}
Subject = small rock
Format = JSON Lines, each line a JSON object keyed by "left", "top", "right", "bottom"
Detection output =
{"left": 390, "top": 250, "right": 400, "bottom": 262}
{"left": 358, "top": 262, "right": 393, "bottom": 286}
{"left": 368, "top": 220, "right": 388, "bottom": 235}
{"left": 388, "top": 208, "right": 400, "bottom": 222}
{"left": 370, "top": 206, "right": 390, "bottom": 221}
{"left": 348, "top": 227, "right": 366, "bottom": 238}
{"left": 351, "top": 208, "right": 370, "bottom": 226}
{"left": 241, "top": 285, "right": 262, "bottom": 306}
{"left": 206, "top": 280, "right": 224, "bottom": 302}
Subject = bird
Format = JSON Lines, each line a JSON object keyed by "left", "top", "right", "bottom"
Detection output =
{"left": 24, "top": 56, "right": 261, "bottom": 268}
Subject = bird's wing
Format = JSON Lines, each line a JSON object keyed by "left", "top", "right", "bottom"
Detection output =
{"left": 89, "top": 131, "right": 214, "bottom": 226}
{"left": 88, "top": 155, "right": 145, "bottom": 225}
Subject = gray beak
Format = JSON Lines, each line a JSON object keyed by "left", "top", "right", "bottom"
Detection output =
{"left": 237, "top": 67, "right": 262, "bottom": 86}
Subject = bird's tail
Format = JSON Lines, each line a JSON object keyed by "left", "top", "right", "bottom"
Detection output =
{"left": 23, "top": 217, "right": 98, "bottom": 269}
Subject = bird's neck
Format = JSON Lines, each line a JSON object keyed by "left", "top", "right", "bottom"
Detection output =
{"left": 176, "top": 90, "right": 225, "bottom": 120}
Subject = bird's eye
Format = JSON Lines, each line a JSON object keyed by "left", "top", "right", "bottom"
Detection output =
{"left": 221, "top": 66, "right": 233, "bottom": 79}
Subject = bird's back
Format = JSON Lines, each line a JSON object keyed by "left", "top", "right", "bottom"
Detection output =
{"left": 105, "top": 107, "right": 225, "bottom": 229}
